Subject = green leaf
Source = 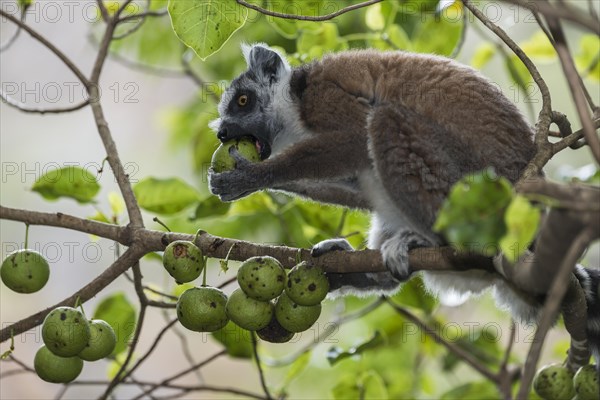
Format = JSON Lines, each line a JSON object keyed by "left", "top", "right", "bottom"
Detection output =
{"left": 190, "top": 196, "right": 231, "bottom": 220}
{"left": 440, "top": 381, "right": 500, "bottom": 399}
{"left": 433, "top": 169, "right": 513, "bottom": 256}
{"left": 520, "top": 31, "right": 556, "bottom": 62}
{"left": 297, "top": 23, "right": 348, "bottom": 61}
{"left": 575, "top": 34, "right": 600, "bottom": 81}
{"left": 365, "top": 2, "right": 385, "bottom": 31}
{"left": 88, "top": 211, "right": 111, "bottom": 224}
{"left": 413, "top": 3, "right": 463, "bottom": 56}
{"left": 283, "top": 351, "right": 311, "bottom": 387}
{"left": 133, "top": 177, "right": 201, "bottom": 214}
{"left": 442, "top": 329, "right": 502, "bottom": 372}
{"left": 506, "top": 55, "right": 532, "bottom": 89}
{"left": 211, "top": 321, "right": 253, "bottom": 358}
{"left": 32, "top": 166, "right": 100, "bottom": 203}
{"left": 499, "top": 195, "right": 540, "bottom": 263}
{"left": 471, "top": 43, "right": 495, "bottom": 69}
{"left": 327, "top": 331, "right": 386, "bottom": 366}
{"left": 106, "top": 352, "right": 134, "bottom": 380}
{"left": 108, "top": 192, "right": 125, "bottom": 216}
{"left": 93, "top": 292, "right": 137, "bottom": 356}
{"left": 386, "top": 24, "right": 411, "bottom": 50}
{"left": 332, "top": 370, "right": 389, "bottom": 400}
{"left": 391, "top": 276, "right": 437, "bottom": 313}
{"left": 168, "top": 0, "right": 248, "bottom": 60}
{"left": 18, "top": 0, "right": 33, "bottom": 9}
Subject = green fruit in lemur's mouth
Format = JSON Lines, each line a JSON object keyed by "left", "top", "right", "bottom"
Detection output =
{"left": 211, "top": 138, "right": 261, "bottom": 173}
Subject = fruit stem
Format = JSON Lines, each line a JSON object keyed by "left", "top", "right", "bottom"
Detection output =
{"left": 153, "top": 217, "right": 171, "bottom": 232}
{"left": 202, "top": 258, "right": 208, "bottom": 287}
{"left": 74, "top": 296, "right": 87, "bottom": 318}
{"left": 24, "top": 224, "right": 29, "bottom": 249}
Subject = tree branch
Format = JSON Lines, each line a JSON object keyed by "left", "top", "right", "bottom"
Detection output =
{"left": 0, "top": 9, "right": 89, "bottom": 86}
{"left": 545, "top": 16, "right": 600, "bottom": 164}
{"left": 0, "top": 90, "right": 90, "bottom": 114}
{"left": 500, "top": 0, "right": 600, "bottom": 35}
{"left": 462, "top": 1, "right": 553, "bottom": 180}
{"left": 516, "top": 228, "right": 596, "bottom": 398}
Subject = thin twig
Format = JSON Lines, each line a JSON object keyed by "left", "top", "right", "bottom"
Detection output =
{"left": 119, "top": 318, "right": 178, "bottom": 382}
{"left": 499, "top": 0, "right": 600, "bottom": 34}
{"left": 251, "top": 334, "right": 272, "bottom": 400}
{"left": 0, "top": 90, "right": 90, "bottom": 114}
{"left": 101, "top": 262, "right": 148, "bottom": 399}
{"left": 235, "top": 0, "right": 383, "bottom": 21}
{"left": 0, "top": 10, "right": 89, "bottom": 85}
{"left": 545, "top": 16, "right": 600, "bottom": 164}
{"left": 386, "top": 298, "right": 499, "bottom": 383}
{"left": 516, "top": 229, "right": 595, "bottom": 399}
{"left": 131, "top": 350, "right": 228, "bottom": 399}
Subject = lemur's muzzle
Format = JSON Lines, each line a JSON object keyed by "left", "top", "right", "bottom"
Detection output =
{"left": 217, "top": 122, "right": 271, "bottom": 160}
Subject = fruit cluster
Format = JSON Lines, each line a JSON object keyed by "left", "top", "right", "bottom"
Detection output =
{"left": 533, "top": 363, "right": 599, "bottom": 400}
{"left": 35, "top": 306, "right": 117, "bottom": 383}
{"left": 162, "top": 239, "right": 330, "bottom": 343}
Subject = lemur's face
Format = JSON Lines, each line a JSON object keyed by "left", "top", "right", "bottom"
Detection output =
{"left": 211, "top": 73, "right": 275, "bottom": 160}
{"left": 210, "top": 44, "right": 292, "bottom": 160}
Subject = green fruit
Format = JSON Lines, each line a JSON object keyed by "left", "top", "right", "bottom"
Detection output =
{"left": 275, "top": 292, "right": 321, "bottom": 333}
{"left": 573, "top": 364, "right": 599, "bottom": 400}
{"left": 257, "top": 316, "right": 294, "bottom": 343}
{"left": 211, "top": 138, "right": 261, "bottom": 173}
{"left": 177, "top": 287, "right": 229, "bottom": 332}
{"left": 533, "top": 363, "right": 575, "bottom": 400}
{"left": 1, "top": 249, "right": 50, "bottom": 293}
{"left": 225, "top": 288, "right": 273, "bottom": 331}
{"left": 78, "top": 319, "right": 117, "bottom": 361}
{"left": 285, "top": 262, "right": 329, "bottom": 306}
{"left": 42, "top": 307, "right": 90, "bottom": 357}
{"left": 34, "top": 345, "right": 83, "bottom": 383}
{"left": 162, "top": 241, "right": 205, "bottom": 284}
{"left": 237, "top": 256, "right": 286, "bottom": 301}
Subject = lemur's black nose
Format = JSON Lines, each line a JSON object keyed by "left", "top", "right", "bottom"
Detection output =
{"left": 217, "top": 127, "right": 228, "bottom": 141}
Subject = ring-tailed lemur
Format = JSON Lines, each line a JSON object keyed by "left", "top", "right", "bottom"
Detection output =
{"left": 208, "top": 43, "right": 600, "bottom": 364}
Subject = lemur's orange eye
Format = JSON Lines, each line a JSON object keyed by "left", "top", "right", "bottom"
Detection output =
{"left": 238, "top": 94, "right": 248, "bottom": 106}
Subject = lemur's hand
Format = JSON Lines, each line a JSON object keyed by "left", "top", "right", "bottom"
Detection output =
{"left": 208, "top": 147, "right": 265, "bottom": 202}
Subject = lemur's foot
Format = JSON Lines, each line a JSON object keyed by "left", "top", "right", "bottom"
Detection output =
{"left": 381, "top": 231, "right": 431, "bottom": 281}
{"left": 311, "top": 238, "right": 353, "bottom": 257}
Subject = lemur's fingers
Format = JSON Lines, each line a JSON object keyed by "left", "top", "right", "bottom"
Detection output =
{"left": 311, "top": 238, "right": 354, "bottom": 257}
{"left": 381, "top": 231, "right": 431, "bottom": 281}
{"left": 228, "top": 146, "right": 252, "bottom": 169}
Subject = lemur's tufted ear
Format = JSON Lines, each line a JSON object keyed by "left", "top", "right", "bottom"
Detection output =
{"left": 242, "top": 43, "right": 290, "bottom": 83}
